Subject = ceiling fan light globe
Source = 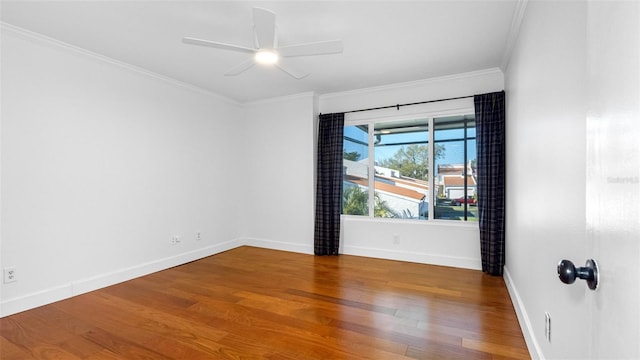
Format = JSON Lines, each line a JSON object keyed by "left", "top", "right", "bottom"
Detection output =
{"left": 255, "top": 50, "right": 279, "bottom": 65}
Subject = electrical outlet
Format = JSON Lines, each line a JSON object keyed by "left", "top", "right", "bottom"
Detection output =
{"left": 195, "top": 232, "right": 201, "bottom": 241}
{"left": 4, "top": 267, "right": 16, "bottom": 283}
{"left": 171, "top": 235, "right": 181, "bottom": 245}
{"left": 545, "top": 312, "right": 551, "bottom": 342}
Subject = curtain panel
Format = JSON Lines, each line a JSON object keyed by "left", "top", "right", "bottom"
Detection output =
{"left": 314, "top": 113, "right": 345, "bottom": 255}
{"left": 475, "top": 91, "right": 506, "bottom": 276}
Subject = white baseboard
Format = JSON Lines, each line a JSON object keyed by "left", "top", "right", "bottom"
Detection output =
{"left": 240, "top": 240, "right": 480, "bottom": 271}
{"left": 342, "top": 245, "right": 482, "bottom": 270}
{"left": 0, "top": 283, "right": 73, "bottom": 319}
{"left": 243, "top": 237, "right": 314, "bottom": 255}
{"left": 503, "top": 265, "right": 543, "bottom": 359}
{"left": 0, "top": 238, "right": 243, "bottom": 317}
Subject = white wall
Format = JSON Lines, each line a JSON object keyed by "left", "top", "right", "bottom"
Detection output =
{"left": 0, "top": 25, "right": 244, "bottom": 316}
{"left": 240, "top": 93, "right": 317, "bottom": 254}
{"left": 503, "top": 2, "right": 588, "bottom": 358}
{"left": 319, "top": 69, "right": 504, "bottom": 269}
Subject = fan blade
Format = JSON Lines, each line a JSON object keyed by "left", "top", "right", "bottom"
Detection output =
{"left": 252, "top": 7, "right": 276, "bottom": 49}
{"left": 224, "top": 58, "right": 255, "bottom": 76}
{"left": 275, "top": 62, "right": 309, "bottom": 79}
{"left": 278, "top": 40, "right": 343, "bottom": 57}
{"left": 182, "top": 37, "right": 256, "bottom": 54}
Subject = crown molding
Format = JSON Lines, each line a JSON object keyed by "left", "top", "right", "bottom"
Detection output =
{"left": 501, "top": 0, "right": 529, "bottom": 71}
{"left": 0, "top": 22, "right": 241, "bottom": 107}
{"left": 242, "top": 91, "right": 317, "bottom": 107}
{"left": 318, "top": 68, "right": 503, "bottom": 101}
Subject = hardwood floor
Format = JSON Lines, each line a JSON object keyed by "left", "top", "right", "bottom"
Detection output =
{"left": 0, "top": 246, "right": 529, "bottom": 359}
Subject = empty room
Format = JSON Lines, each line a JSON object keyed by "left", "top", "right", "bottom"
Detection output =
{"left": 1, "top": 1, "right": 639, "bottom": 359}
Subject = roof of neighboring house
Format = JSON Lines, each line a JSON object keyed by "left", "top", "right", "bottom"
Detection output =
{"left": 443, "top": 175, "right": 477, "bottom": 187}
{"left": 437, "top": 164, "right": 465, "bottom": 175}
{"left": 345, "top": 175, "right": 426, "bottom": 201}
{"left": 438, "top": 163, "right": 477, "bottom": 177}
{"left": 376, "top": 175, "right": 429, "bottom": 191}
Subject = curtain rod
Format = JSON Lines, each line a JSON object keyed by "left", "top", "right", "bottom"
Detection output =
{"left": 320, "top": 95, "right": 474, "bottom": 116}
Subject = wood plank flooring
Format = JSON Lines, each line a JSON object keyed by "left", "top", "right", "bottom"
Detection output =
{"left": 0, "top": 246, "right": 530, "bottom": 359}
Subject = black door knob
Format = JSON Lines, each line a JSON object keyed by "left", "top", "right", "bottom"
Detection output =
{"left": 557, "top": 259, "right": 599, "bottom": 290}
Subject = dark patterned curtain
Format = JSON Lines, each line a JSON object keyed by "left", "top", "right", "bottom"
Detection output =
{"left": 314, "top": 113, "right": 345, "bottom": 255}
{"left": 475, "top": 91, "right": 506, "bottom": 276}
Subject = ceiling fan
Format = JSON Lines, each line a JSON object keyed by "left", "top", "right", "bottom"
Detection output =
{"left": 182, "top": 7, "right": 343, "bottom": 79}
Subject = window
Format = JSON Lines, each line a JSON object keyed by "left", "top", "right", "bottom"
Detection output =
{"left": 342, "top": 114, "right": 476, "bottom": 222}
{"left": 374, "top": 119, "right": 429, "bottom": 219}
{"left": 433, "top": 115, "right": 477, "bottom": 221}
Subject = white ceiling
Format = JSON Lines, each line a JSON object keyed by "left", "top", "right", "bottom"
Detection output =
{"left": 1, "top": 1, "right": 520, "bottom": 103}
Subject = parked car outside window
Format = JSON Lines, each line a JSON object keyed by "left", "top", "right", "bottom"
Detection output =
{"left": 451, "top": 196, "right": 477, "bottom": 206}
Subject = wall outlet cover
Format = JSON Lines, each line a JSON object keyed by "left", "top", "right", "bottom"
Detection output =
{"left": 545, "top": 312, "right": 551, "bottom": 342}
{"left": 4, "top": 267, "right": 17, "bottom": 283}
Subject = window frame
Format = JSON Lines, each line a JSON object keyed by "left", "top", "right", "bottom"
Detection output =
{"left": 342, "top": 107, "right": 476, "bottom": 225}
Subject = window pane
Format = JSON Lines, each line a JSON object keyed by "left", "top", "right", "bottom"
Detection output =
{"left": 374, "top": 119, "right": 429, "bottom": 219}
{"left": 433, "top": 115, "right": 477, "bottom": 221}
{"left": 342, "top": 125, "right": 369, "bottom": 215}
